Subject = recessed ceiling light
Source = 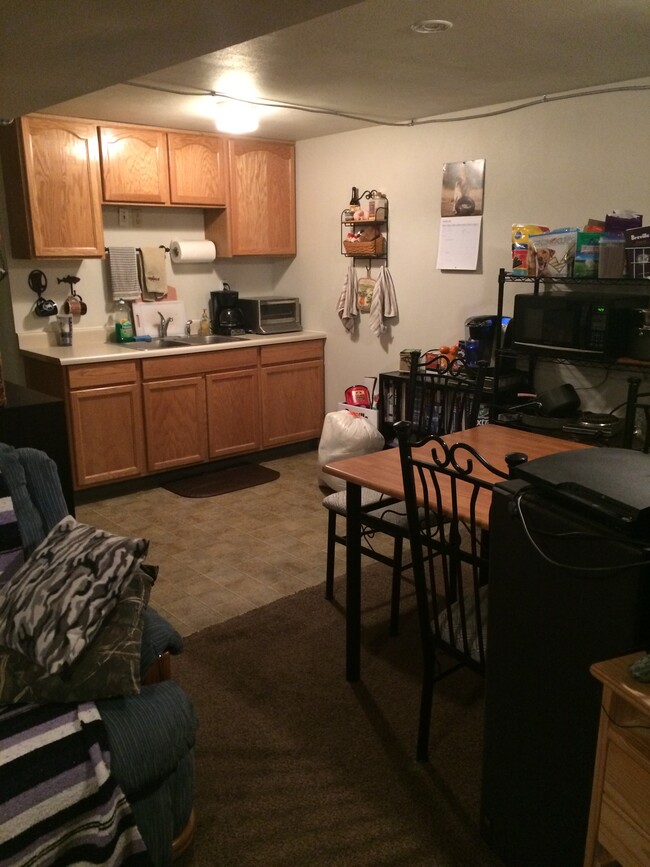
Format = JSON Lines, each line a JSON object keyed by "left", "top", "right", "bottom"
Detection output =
{"left": 411, "top": 19, "right": 453, "bottom": 34}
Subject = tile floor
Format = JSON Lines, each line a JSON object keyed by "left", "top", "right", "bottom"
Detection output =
{"left": 76, "top": 450, "right": 336, "bottom": 637}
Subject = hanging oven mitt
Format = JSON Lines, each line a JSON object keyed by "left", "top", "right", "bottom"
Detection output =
{"left": 357, "top": 266, "right": 376, "bottom": 314}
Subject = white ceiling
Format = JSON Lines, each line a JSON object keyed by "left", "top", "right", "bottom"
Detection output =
{"left": 2, "top": 0, "right": 650, "bottom": 141}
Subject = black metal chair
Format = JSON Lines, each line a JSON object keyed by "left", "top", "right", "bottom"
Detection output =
{"left": 622, "top": 376, "right": 650, "bottom": 452}
{"left": 395, "top": 420, "right": 516, "bottom": 762}
{"left": 323, "top": 352, "right": 487, "bottom": 636}
{"left": 406, "top": 352, "right": 488, "bottom": 440}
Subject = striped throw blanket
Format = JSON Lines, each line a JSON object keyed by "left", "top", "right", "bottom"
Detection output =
{"left": 0, "top": 702, "right": 150, "bottom": 866}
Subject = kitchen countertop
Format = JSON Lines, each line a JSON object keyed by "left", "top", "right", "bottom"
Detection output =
{"left": 18, "top": 328, "right": 327, "bottom": 366}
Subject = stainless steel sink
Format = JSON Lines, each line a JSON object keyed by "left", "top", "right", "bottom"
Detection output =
{"left": 119, "top": 338, "right": 186, "bottom": 351}
{"left": 118, "top": 334, "right": 248, "bottom": 350}
{"left": 172, "top": 334, "right": 248, "bottom": 345}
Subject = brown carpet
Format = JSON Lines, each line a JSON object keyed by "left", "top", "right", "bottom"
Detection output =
{"left": 162, "top": 465, "right": 280, "bottom": 498}
{"left": 173, "top": 570, "right": 505, "bottom": 867}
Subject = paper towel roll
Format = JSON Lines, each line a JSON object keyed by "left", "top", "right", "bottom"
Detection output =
{"left": 170, "top": 240, "right": 216, "bottom": 264}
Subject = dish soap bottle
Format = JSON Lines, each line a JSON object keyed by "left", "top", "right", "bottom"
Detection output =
{"left": 114, "top": 298, "right": 134, "bottom": 343}
{"left": 198, "top": 309, "right": 211, "bottom": 336}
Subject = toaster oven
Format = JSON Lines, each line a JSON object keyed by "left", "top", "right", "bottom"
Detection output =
{"left": 239, "top": 297, "right": 302, "bottom": 334}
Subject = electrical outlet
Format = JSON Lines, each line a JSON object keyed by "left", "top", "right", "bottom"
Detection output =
{"left": 118, "top": 208, "right": 130, "bottom": 227}
{"left": 132, "top": 209, "right": 142, "bottom": 227}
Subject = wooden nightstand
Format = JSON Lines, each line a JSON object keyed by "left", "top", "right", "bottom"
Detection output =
{"left": 584, "top": 653, "right": 650, "bottom": 867}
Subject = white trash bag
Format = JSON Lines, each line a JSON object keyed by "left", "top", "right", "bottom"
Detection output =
{"left": 318, "top": 410, "right": 385, "bottom": 491}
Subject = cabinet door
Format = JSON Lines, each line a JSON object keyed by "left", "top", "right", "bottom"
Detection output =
{"left": 68, "top": 384, "right": 145, "bottom": 487}
{"left": 261, "top": 360, "right": 324, "bottom": 447}
{"left": 167, "top": 132, "right": 228, "bottom": 206}
{"left": 206, "top": 368, "right": 260, "bottom": 458}
{"left": 99, "top": 125, "right": 170, "bottom": 204}
{"left": 6, "top": 116, "right": 104, "bottom": 258}
{"left": 143, "top": 376, "right": 207, "bottom": 471}
{"left": 223, "top": 138, "right": 296, "bottom": 256}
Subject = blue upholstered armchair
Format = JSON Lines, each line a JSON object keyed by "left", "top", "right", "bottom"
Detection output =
{"left": 0, "top": 443, "right": 197, "bottom": 865}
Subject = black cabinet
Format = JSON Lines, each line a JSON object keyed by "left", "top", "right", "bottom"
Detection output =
{"left": 481, "top": 479, "right": 650, "bottom": 867}
{"left": 0, "top": 381, "right": 74, "bottom": 514}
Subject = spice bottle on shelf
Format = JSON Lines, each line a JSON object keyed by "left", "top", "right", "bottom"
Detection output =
{"left": 348, "top": 186, "right": 361, "bottom": 216}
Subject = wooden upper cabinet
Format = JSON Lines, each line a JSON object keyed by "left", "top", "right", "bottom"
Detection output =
{"left": 167, "top": 132, "right": 227, "bottom": 206}
{"left": 206, "top": 138, "right": 295, "bottom": 256}
{"left": 99, "top": 125, "right": 170, "bottom": 204}
{"left": 0, "top": 115, "right": 104, "bottom": 258}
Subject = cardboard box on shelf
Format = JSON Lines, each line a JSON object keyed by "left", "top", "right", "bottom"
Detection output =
{"left": 625, "top": 225, "right": 650, "bottom": 279}
{"left": 529, "top": 230, "right": 578, "bottom": 278}
{"left": 399, "top": 349, "right": 420, "bottom": 372}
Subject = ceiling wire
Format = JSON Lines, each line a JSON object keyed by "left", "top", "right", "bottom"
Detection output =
{"left": 126, "top": 80, "right": 650, "bottom": 127}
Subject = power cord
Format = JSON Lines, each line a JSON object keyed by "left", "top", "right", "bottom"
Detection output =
{"left": 512, "top": 488, "right": 650, "bottom": 574}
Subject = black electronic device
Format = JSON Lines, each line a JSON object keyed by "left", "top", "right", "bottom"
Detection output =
{"left": 511, "top": 447, "right": 650, "bottom": 536}
{"left": 512, "top": 292, "right": 648, "bottom": 359}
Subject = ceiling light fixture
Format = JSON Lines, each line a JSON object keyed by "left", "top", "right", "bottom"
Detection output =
{"left": 214, "top": 98, "right": 259, "bottom": 135}
{"left": 410, "top": 19, "right": 453, "bottom": 34}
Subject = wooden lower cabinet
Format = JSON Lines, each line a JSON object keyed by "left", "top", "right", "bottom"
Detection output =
{"left": 260, "top": 341, "right": 325, "bottom": 447}
{"left": 68, "top": 384, "right": 145, "bottom": 486}
{"left": 142, "top": 376, "right": 208, "bottom": 471}
{"left": 206, "top": 368, "right": 260, "bottom": 458}
{"left": 24, "top": 358, "right": 145, "bottom": 488}
{"left": 24, "top": 340, "right": 324, "bottom": 489}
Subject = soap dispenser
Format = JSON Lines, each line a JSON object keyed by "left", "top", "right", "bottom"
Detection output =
{"left": 198, "top": 309, "right": 211, "bottom": 336}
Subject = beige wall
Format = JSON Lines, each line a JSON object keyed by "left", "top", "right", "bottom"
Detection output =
{"left": 283, "top": 78, "right": 650, "bottom": 415}
{"left": 2, "top": 78, "right": 649, "bottom": 417}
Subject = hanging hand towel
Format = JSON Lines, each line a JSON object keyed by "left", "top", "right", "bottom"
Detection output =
{"left": 107, "top": 247, "right": 140, "bottom": 301}
{"left": 369, "top": 265, "right": 398, "bottom": 337}
{"left": 336, "top": 263, "right": 359, "bottom": 332}
{"left": 138, "top": 246, "right": 168, "bottom": 300}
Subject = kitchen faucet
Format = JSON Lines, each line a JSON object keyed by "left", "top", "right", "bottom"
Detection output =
{"left": 158, "top": 311, "right": 173, "bottom": 337}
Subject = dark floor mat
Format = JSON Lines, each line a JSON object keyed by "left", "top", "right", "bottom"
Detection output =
{"left": 162, "top": 464, "right": 279, "bottom": 498}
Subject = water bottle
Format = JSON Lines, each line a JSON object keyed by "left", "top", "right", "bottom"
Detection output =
{"left": 465, "top": 339, "right": 479, "bottom": 368}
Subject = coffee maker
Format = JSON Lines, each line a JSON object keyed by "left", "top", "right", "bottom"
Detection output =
{"left": 210, "top": 284, "right": 246, "bottom": 335}
{"left": 465, "top": 315, "right": 512, "bottom": 367}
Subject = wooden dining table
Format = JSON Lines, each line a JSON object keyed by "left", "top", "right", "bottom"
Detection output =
{"left": 324, "top": 423, "right": 591, "bottom": 681}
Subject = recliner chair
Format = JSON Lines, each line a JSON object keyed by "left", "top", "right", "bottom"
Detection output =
{"left": 0, "top": 442, "right": 197, "bottom": 865}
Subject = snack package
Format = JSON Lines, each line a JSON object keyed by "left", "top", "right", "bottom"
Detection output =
{"left": 529, "top": 229, "right": 579, "bottom": 278}
{"left": 511, "top": 225, "right": 550, "bottom": 275}
{"left": 574, "top": 231, "right": 602, "bottom": 277}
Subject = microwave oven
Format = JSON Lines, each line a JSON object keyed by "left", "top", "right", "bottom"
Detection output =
{"left": 238, "top": 297, "right": 302, "bottom": 334}
{"left": 512, "top": 292, "right": 648, "bottom": 359}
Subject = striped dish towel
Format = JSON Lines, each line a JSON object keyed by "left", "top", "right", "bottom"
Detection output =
{"left": 107, "top": 247, "right": 140, "bottom": 301}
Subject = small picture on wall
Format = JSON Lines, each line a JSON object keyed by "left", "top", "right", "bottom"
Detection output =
{"left": 441, "top": 159, "right": 485, "bottom": 217}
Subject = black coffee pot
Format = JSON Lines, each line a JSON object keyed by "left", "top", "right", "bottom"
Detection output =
{"left": 210, "top": 284, "right": 245, "bottom": 335}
